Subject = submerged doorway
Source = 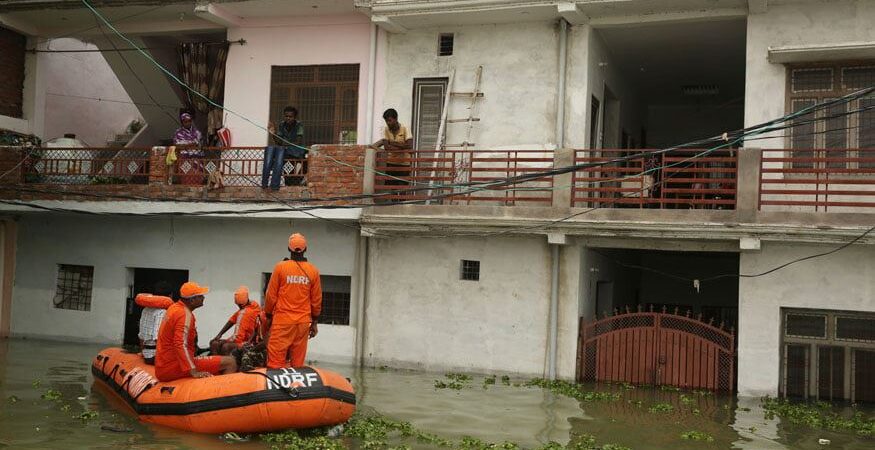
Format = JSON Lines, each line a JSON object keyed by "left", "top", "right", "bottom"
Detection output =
{"left": 579, "top": 247, "right": 739, "bottom": 391}
{"left": 123, "top": 268, "right": 188, "bottom": 346}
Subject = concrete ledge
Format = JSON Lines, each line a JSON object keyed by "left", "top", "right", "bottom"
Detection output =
{"left": 362, "top": 204, "right": 875, "bottom": 244}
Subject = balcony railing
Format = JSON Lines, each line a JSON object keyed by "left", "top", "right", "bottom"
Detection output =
{"left": 23, "top": 147, "right": 151, "bottom": 185}
{"left": 572, "top": 149, "right": 738, "bottom": 210}
{"left": 21, "top": 146, "right": 307, "bottom": 188}
{"left": 5, "top": 144, "right": 875, "bottom": 216}
{"left": 373, "top": 149, "right": 554, "bottom": 205}
{"left": 759, "top": 148, "right": 875, "bottom": 211}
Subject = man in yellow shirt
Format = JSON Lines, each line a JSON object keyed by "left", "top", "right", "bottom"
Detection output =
{"left": 372, "top": 108, "right": 414, "bottom": 186}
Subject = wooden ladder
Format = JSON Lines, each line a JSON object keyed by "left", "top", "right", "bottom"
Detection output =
{"left": 427, "top": 66, "right": 484, "bottom": 205}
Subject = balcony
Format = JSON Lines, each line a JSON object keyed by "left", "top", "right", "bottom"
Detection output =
{"left": 2, "top": 146, "right": 875, "bottom": 233}
{"left": 0, "top": 145, "right": 365, "bottom": 203}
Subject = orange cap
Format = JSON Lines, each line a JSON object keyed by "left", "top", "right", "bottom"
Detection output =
{"left": 234, "top": 285, "right": 249, "bottom": 305}
{"left": 288, "top": 233, "right": 307, "bottom": 252}
{"left": 179, "top": 281, "right": 209, "bottom": 299}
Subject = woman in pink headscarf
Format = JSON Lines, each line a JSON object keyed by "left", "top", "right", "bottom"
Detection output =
{"left": 172, "top": 113, "right": 205, "bottom": 185}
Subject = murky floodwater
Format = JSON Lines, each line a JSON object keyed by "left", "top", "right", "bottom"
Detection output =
{"left": 0, "top": 338, "right": 872, "bottom": 449}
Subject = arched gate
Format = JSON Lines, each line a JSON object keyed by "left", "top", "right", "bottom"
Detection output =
{"left": 577, "top": 309, "right": 735, "bottom": 391}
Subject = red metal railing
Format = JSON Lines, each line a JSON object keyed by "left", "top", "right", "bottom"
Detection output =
{"left": 22, "top": 147, "right": 305, "bottom": 187}
{"left": 759, "top": 148, "right": 875, "bottom": 211}
{"left": 374, "top": 149, "right": 554, "bottom": 205}
{"left": 572, "top": 149, "right": 738, "bottom": 209}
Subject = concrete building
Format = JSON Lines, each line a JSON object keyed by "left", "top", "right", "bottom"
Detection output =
{"left": 0, "top": 0, "right": 874, "bottom": 403}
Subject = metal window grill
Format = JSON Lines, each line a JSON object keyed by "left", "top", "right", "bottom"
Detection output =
{"left": 785, "top": 313, "right": 827, "bottom": 339}
{"left": 269, "top": 65, "right": 359, "bottom": 146}
{"left": 792, "top": 68, "right": 833, "bottom": 93}
{"left": 438, "top": 33, "right": 454, "bottom": 56}
{"left": 53, "top": 264, "right": 94, "bottom": 311}
{"left": 320, "top": 275, "right": 351, "bottom": 325}
{"left": 460, "top": 260, "right": 480, "bottom": 281}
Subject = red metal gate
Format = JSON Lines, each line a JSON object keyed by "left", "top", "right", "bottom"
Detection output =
{"left": 577, "top": 309, "right": 736, "bottom": 391}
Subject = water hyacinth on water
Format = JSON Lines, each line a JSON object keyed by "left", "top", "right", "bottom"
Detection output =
{"left": 761, "top": 397, "right": 875, "bottom": 437}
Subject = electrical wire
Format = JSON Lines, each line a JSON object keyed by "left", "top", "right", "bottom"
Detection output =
{"left": 94, "top": 17, "right": 181, "bottom": 126}
{"left": 33, "top": 5, "right": 166, "bottom": 45}
{"left": 46, "top": 92, "right": 180, "bottom": 111}
{"left": 79, "top": 0, "right": 875, "bottom": 195}
{"left": 7, "top": 90, "right": 874, "bottom": 212}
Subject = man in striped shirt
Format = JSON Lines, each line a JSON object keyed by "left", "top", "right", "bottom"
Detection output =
{"left": 155, "top": 281, "right": 237, "bottom": 381}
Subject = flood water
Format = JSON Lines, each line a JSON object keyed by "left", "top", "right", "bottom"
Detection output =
{"left": 0, "top": 338, "right": 872, "bottom": 449}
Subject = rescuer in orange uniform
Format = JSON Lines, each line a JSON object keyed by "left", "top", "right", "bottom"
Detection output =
{"left": 264, "top": 233, "right": 322, "bottom": 368}
{"left": 210, "top": 286, "right": 262, "bottom": 355}
{"left": 155, "top": 281, "right": 237, "bottom": 381}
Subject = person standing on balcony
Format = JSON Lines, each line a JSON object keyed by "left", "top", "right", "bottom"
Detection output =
{"left": 172, "top": 112, "right": 206, "bottom": 185}
{"left": 264, "top": 106, "right": 305, "bottom": 190}
{"left": 372, "top": 108, "right": 414, "bottom": 186}
{"left": 264, "top": 233, "right": 322, "bottom": 368}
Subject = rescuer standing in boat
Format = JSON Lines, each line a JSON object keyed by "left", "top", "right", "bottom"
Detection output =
{"left": 264, "top": 233, "right": 322, "bottom": 368}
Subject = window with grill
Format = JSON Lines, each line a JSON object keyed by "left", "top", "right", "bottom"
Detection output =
{"left": 460, "top": 260, "right": 480, "bottom": 281}
{"left": 785, "top": 313, "right": 826, "bottom": 338}
{"left": 787, "top": 63, "right": 875, "bottom": 170}
{"left": 836, "top": 316, "right": 875, "bottom": 341}
{"left": 269, "top": 65, "right": 359, "bottom": 146}
{"left": 781, "top": 309, "right": 875, "bottom": 403}
{"left": 320, "top": 275, "right": 351, "bottom": 325}
{"left": 53, "top": 264, "right": 94, "bottom": 311}
{"left": 438, "top": 33, "right": 454, "bottom": 56}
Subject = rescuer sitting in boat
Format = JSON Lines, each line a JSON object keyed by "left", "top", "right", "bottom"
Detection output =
{"left": 209, "top": 285, "right": 262, "bottom": 355}
{"left": 155, "top": 281, "right": 237, "bottom": 381}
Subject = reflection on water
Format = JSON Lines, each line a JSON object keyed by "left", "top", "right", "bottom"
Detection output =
{"left": 0, "top": 339, "right": 872, "bottom": 449}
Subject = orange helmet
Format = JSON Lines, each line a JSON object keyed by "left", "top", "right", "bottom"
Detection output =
{"left": 234, "top": 286, "right": 249, "bottom": 305}
{"left": 288, "top": 233, "right": 307, "bottom": 252}
{"left": 179, "top": 281, "right": 209, "bottom": 299}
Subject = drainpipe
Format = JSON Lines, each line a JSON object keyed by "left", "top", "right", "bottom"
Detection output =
{"left": 555, "top": 19, "right": 568, "bottom": 149}
{"left": 364, "top": 23, "right": 378, "bottom": 144}
{"left": 548, "top": 244, "right": 560, "bottom": 380}
{"left": 354, "top": 236, "right": 370, "bottom": 366}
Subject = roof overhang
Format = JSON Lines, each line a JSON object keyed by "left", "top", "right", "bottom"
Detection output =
{"left": 769, "top": 42, "right": 875, "bottom": 64}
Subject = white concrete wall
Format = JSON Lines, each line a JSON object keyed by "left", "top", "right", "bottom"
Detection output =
{"left": 566, "top": 25, "right": 643, "bottom": 149}
{"left": 737, "top": 241, "right": 875, "bottom": 397}
{"left": 364, "top": 235, "right": 560, "bottom": 376}
{"left": 42, "top": 38, "right": 141, "bottom": 146}
{"left": 381, "top": 21, "right": 560, "bottom": 149}
{"left": 10, "top": 214, "right": 358, "bottom": 363}
{"left": 223, "top": 15, "right": 373, "bottom": 147}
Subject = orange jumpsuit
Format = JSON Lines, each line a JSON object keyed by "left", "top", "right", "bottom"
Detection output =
{"left": 227, "top": 301, "right": 262, "bottom": 346}
{"left": 265, "top": 258, "right": 322, "bottom": 368}
{"left": 155, "top": 302, "right": 222, "bottom": 381}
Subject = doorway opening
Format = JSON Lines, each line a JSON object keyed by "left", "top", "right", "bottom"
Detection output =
{"left": 123, "top": 268, "right": 188, "bottom": 346}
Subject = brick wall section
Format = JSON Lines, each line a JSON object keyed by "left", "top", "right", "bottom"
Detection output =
{"left": 0, "top": 145, "right": 367, "bottom": 205}
{"left": 307, "top": 145, "right": 366, "bottom": 202}
{"left": 0, "top": 26, "right": 26, "bottom": 119}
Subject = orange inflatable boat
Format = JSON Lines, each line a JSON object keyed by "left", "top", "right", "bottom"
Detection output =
{"left": 92, "top": 347, "right": 355, "bottom": 433}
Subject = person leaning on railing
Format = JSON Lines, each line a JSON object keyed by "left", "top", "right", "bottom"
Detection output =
{"left": 371, "top": 108, "right": 414, "bottom": 186}
{"left": 264, "top": 106, "right": 305, "bottom": 191}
